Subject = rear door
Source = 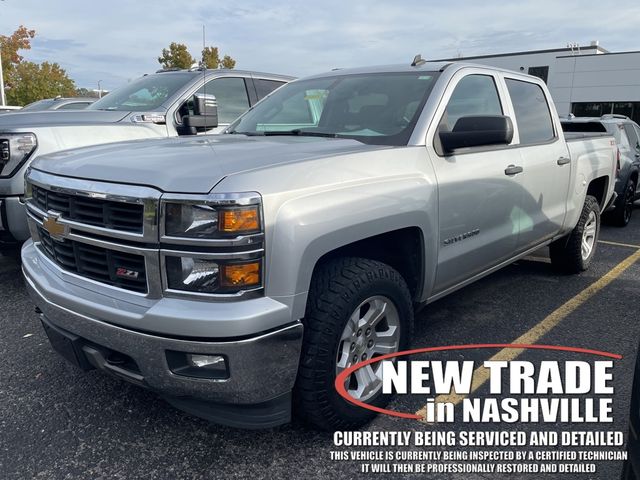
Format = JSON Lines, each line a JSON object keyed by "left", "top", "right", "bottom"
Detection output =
{"left": 502, "top": 77, "right": 571, "bottom": 250}
{"left": 428, "top": 70, "right": 523, "bottom": 293}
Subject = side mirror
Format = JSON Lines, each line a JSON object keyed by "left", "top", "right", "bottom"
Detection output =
{"left": 439, "top": 115, "right": 514, "bottom": 153}
{"left": 182, "top": 93, "right": 219, "bottom": 132}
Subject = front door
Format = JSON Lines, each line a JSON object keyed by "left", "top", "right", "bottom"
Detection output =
{"left": 429, "top": 72, "right": 523, "bottom": 293}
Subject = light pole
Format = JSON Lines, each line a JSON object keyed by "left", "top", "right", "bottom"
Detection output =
{"left": 0, "top": 49, "right": 6, "bottom": 106}
{"left": 97, "top": 80, "right": 102, "bottom": 98}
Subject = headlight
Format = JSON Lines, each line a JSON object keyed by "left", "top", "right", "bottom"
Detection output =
{"left": 163, "top": 201, "right": 261, "bottom": 239}
{"left": 165, "top": 256, "right": 261, "bottom": 294}
{"left": 165, "top": 203, "right": 220, "bottom": 238}
{"left": 0, "top": 133, "right": 37, "bottom": 177}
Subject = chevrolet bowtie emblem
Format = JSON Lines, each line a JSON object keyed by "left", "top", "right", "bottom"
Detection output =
{"left": 43, "top": 212, "right": 69, "bottom": 240}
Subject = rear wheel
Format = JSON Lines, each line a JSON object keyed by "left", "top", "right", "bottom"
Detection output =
{"left": 549, "top": 195, "right": 600, "bottom": 274}
{"left": 293, "top": 257, "right": 413, "bottom": 430}
{"left": 605, "top": 178, "right": 636, "bottom": 227}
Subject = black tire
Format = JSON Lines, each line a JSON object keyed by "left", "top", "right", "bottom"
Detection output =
{"left": 605, "top": 178, "right": 636, "bottom": 227}
{"left": 549, "top": 195, "right": 600, "bottom": 274}
{"left": 293, "top": 257, "right": 414, "bottom": 431}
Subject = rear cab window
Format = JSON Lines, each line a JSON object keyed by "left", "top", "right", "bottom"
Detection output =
{"left": 505, "top": 78, "right": 555, "bottom": 145}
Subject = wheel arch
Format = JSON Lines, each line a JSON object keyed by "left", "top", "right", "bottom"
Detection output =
{"left": 586, "top": 176, "right": 610, "bottom": 210}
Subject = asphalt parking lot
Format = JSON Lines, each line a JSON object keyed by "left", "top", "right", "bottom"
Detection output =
{"left": 2, "top": 206, "right": 640, "bottom": 480}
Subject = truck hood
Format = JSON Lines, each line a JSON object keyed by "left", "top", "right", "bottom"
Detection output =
{"left": 31, "top": 135, "right": 386, "bottom": 193}
{"left": 0, "top": 109, "right": 131, "bottom": 129}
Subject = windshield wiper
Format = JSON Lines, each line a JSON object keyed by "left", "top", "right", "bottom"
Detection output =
{"left": 227, "top": 131, "right": 265, "bottom": 136}
{"left": 262, "top": 129, "right": 338, "bottom": 138}
{"left": 228, "top": 129, "right": 340, "bottom": 138}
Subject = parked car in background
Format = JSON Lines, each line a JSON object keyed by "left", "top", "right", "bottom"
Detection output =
{"left": 20, "top": 97, "right": 97, "bottom": 111}
{"left": 0, "top": 68, "right": 293, "bottom": 247}
{"left": 0, "top": 106, "right": 22, "bottom": 113}
{"left": 21, "top": 62, "right": 617, "bottom": 429}
{"left": 562, "top": 114, "right": 640, "bottom": 226}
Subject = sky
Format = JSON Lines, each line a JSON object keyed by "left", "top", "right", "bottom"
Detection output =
{"left": 1, "top": 0, "right": 640, "bottom": 91}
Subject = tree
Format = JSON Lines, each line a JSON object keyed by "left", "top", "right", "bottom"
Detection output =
{"left": 201, "top": 46, "right": 219, "bottom": 69}
{"left": 158, "top": 42, "right": 195, "bottom": 69}
{"left": 220, "top": 55, "right": 236, "bottom": 69}
{"left": 201, "top": 46, "right": 236, "bottom": 69}
{"left": 6, "top": 61, "right": 76, "bottom": 105}
{"left": 0, "top": 25, "right": 36, "bottom": 77}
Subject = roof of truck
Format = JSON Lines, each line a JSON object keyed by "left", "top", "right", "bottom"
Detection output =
{"left": 303, "top": 61, "right": 543, "bottom": 80}
{"left": 153, "top": 68, "right": 295, "bottom": 81}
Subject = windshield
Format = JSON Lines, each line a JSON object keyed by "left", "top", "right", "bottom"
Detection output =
{"left": 21, "top": 99, "right": 57, "bottom": 111}
{"left": 228, "top": 72, "right": 439, "bottom": 145}
{"left": 88, "top": 72, "right": 195, "bottom": 112}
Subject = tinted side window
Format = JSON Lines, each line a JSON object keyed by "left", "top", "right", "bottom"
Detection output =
{"left": 254, "top": 79, "right": 286, "bottom": 100}
{"left": 506, "top": 79, "right": 555, "bottom": 145}
{"left": 440, "top": 75, "right": 502, "bottom": 131}
{"left": 198, "top": 77, "right": 250, "bottom": 123}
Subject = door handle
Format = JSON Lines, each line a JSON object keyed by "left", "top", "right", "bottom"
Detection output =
{"left": 557, "top": 157, "right": 571, "bottom": 165}
{"left": 504, "top": 165, "right": 523, "bottom": 176}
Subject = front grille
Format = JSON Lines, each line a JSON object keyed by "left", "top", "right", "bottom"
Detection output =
{"left": 31, "top": 185, "right": 144, "bottom": 233}
{"left": 38, "top": 228, "right": 148, "bottom": 293}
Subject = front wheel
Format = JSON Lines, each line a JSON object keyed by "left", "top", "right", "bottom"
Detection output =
{"left": 293, "top": 257, "right": 413, "bottom": 431}
{"left": 549, "top": 195, "right": 600, "bottom": 274}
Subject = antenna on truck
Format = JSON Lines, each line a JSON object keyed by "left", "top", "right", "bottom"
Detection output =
{"left": 411, "top": 54, "right": 427, "bottom": 67}
{"left": 202, "top": 24, "right": 207, "bottom": 132}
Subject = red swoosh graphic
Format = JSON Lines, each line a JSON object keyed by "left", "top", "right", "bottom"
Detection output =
{"left": 334, "top": 343, "right": 622, "bottom": 420}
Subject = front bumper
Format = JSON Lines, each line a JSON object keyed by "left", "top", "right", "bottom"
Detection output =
{"left": 22, "top": 241, "right": 304, "bottom": 428}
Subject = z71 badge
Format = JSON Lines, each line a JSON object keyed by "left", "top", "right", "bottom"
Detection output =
{"left": 116, "top": 267, "right": 140, "bottom": 279}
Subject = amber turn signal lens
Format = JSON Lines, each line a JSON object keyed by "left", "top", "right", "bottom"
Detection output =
{"left": 221, "top": 262, "right": 261, "bottom": 287}
{"left": 219, "top": 207, "right": 260, "bottom": 233}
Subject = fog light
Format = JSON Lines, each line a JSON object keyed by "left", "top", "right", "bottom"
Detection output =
{"left": 166, "top": 351, "right": 229, "bottom": 379}
{"left": 188, "top": 354, "right": 225, "bottom": 369}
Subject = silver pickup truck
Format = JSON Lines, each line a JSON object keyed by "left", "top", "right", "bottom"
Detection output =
{"left": 21, "top": 62, "right": 617, "bottom": 430}
{"left": 0, "top": 68, "right": 292, "bottom": 245}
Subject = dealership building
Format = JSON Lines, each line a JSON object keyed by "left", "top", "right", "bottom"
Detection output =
{"left": 434, "top": 43, "right": 640, "bottom": 124}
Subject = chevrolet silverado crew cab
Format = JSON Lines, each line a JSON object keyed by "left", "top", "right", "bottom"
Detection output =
{"left": 21, "top": 62, "right": 617, "bottom": 430}
{"left": 0, "top": 68, "right": 293, "bottom": 245}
